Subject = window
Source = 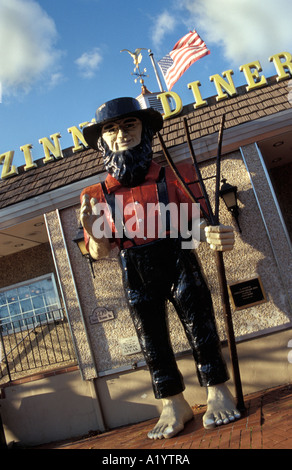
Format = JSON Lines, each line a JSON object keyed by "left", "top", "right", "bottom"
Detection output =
{"left": 0, "top": 274, "right": 62, "bottom": 334}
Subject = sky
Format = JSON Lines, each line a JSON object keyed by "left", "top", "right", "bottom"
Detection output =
{"left": 1, "top": 0, "right": 292, "bottom": 168}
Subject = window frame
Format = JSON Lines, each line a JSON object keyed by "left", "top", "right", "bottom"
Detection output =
{"left": 0, "top": 273, "right": 62, "bottom": 334}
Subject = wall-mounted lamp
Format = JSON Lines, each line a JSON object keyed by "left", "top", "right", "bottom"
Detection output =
{"left": 219, "top": 178, "right": 241, "bottom": 233}
{"left": 73, "top": 226, "right": 96, "bottom": 278}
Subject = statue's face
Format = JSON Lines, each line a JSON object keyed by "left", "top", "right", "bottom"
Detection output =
{"left": 101, "top": 116, "right": 142, "bottom": 151}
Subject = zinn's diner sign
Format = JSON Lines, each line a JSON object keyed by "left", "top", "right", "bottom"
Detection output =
{"left": 0, "top": 51, "right": 291, "bottom": 181}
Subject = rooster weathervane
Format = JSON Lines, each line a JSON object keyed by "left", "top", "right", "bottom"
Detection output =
{"left": 120, "top": 48, "right": 149, "bottom": 85}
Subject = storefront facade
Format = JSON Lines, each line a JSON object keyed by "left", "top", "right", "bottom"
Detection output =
{"left": 1, "top": 70, "right": 292, "bottom": 446}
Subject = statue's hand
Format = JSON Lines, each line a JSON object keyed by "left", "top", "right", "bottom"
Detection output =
{"left": 80, "top": 194, "right": 111, "bottom": 260}
{"left": 80, "top": 194, "right": 98, "bottom": 238}
{"left": 205, "top": 225, "right": 235, "bottom": 251}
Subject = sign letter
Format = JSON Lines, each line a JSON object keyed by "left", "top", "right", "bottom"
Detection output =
{"left": 39, "top": 133, "right": 63, "bottom": 164}
{"left": 239, "top": 61, "right": 267, "bottom": 91}
{"left": 188, "top": 81, "right": 207, "bottom": 109}
{"left": 20, "top": 144, "right": 37, "bottom": 171}
{"left": 68, "top": 125, "right": 89, "bottom": 153}
{"left": 210, "top": 70, "right": 237, "bottom": 102}
{"left": 157, "top": 92, "right": 183, "bottom": 119}
{"left": 0, "top": 151, "right": 18, "bottom": 179}
{"left": 269, "top": 52, "right": 292, "bottom": 82}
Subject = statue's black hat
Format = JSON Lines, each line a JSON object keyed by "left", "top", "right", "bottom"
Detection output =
{"left": 83, "top": 97, "right": 163, "bottom": 149}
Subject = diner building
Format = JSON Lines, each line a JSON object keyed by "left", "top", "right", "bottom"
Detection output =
{"left": 0, "top": 61, "right": 292, "bottom": 446}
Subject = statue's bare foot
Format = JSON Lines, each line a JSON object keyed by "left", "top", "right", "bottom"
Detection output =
{"left": 147, "top": 393, "right": 194, "bottom": 439}
{"left": 203, "top": 383, "right": 241, "bottom": 429}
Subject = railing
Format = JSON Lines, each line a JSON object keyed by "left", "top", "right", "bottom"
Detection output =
{"left": 0, "top": 308, "right": 77, "bottom": 383}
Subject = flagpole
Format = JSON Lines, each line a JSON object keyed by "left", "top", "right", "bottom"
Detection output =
{"left": 148, "top": 49, "right": 165, "bottom": 92}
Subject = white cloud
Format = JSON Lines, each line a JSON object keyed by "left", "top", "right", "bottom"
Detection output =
{"left": 0, "top": 0, "right": 61, "bottom": 94}
{"left": 151, "top": 11, "right": 177, "bottom": 50}
{"left": 75, "top": 48, "right": 103, "bottom": 79}
{"left": 47, "top": 72, "right": 66, "bottom": 89}
{"left": 180, "top": 0, "right": 292, "bottom": 66}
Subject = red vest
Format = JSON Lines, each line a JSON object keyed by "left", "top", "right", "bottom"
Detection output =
{"left": 81, "top": 161, "right": 207, "bottom": 250}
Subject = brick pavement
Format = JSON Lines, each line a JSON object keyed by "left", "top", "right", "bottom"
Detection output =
{"left": 32, "top": 384, "right": 292, "bottom": 450}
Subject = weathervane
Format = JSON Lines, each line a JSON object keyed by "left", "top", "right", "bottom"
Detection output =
{"left": 120, "top": 48, "right": 149, "bottom": 85}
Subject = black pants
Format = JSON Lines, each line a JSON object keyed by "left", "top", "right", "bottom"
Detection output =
{"left": 119, "top": 238, "right": 229, "bottom": 399}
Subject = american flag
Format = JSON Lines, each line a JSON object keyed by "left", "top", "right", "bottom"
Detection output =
{"left": 158, "top": 30, "right": 210, "bottom": 91}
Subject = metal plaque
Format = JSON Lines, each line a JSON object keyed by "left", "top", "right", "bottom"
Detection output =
{"left": 228, "top": 276, "right": 267, "bottom": 311}
{"left": 119, "top": 336, "right": 141, "bottom": 356}
{"left": 89, "top": 307, "right": 115, "bottom": 324}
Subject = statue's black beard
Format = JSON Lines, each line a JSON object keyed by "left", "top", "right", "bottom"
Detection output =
{"left": 98, "top": 126, "right": 154, "bottom": 187}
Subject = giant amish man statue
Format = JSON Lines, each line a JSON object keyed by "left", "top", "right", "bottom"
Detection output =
{"left": 80, "top": 97, "right": 241, "bottom": 439}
